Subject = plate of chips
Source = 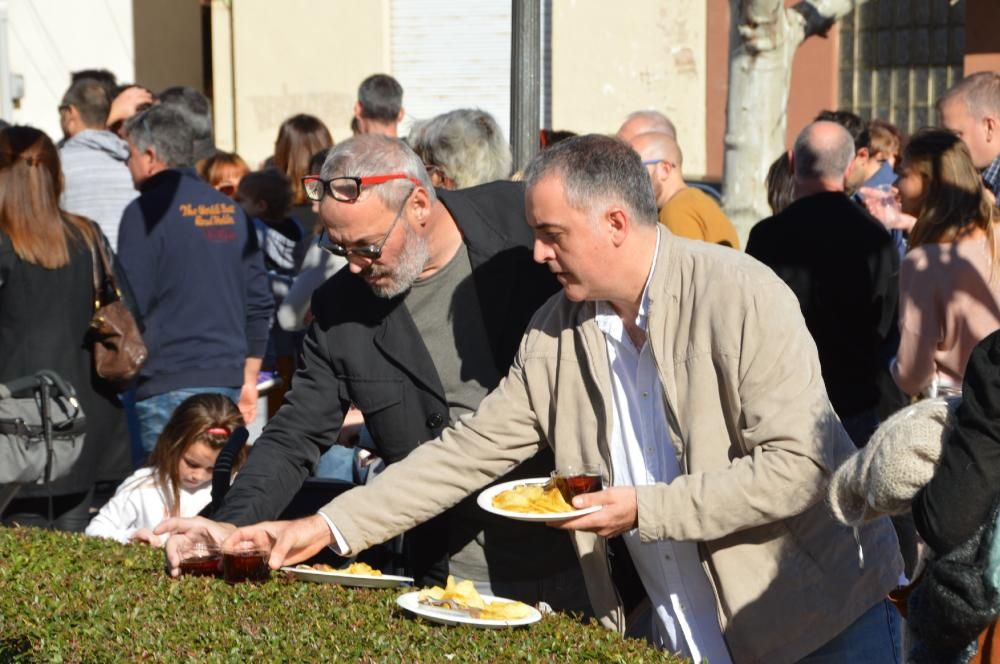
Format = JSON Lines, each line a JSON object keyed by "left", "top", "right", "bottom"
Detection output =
{"left": 397, "top": 576, "right": 542, "bottom": 628}
{"left": 477, "top": 478, "right": 602, "bottom": 522}
{"left": 281, "top": 562, "right": 413, "bottom": 588}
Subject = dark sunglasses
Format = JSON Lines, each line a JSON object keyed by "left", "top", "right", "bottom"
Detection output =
{"left": 302, "top": 173, "right": 421, "bottom": 203}
{"left": 317, "top": 187, "right": 414, "bottom": 260}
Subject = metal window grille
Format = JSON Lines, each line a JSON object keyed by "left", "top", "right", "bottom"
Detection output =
{"left": 839, "top": 0, "right": 966, "bottom": 133}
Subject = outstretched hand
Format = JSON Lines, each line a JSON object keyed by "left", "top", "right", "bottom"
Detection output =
{"left": 154, "top": 516, "right": 235, "bottom": 577}
{"left": 223, "top": 515, "right": 334, "bottom": 570}
{"left": 547, "top": 486, "right": 638, "bottom": 538}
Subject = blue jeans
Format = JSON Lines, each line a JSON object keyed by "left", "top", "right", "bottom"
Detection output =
{"left": 134, "top": 387, "right": 241, "bottom": 459}
{"left": 313, "top": 446, "right": 356, "bottom": 482}
{"left": 314, "top": 425, "right": 376, "bottom": 483}
{"left": 798, "top": 599, "right": 901, "bottom": 663}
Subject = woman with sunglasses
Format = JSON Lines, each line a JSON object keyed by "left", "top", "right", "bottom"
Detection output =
{"left": 197, "top": 151, "right": 249, "bottom": 198}
{"left": 0, "top": 126, "right": 130, "bottom": 530}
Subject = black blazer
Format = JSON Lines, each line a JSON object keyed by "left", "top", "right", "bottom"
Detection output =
{"left": 216, "top": 181, "right": 574, "bottom": 583}
{"left": 746, "top": 192, "right": 900, "bottom": 420}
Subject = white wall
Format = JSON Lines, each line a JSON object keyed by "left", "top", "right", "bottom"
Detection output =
{"left": 7, "top": 0, "right": 135, "bottom": 140}
{"left": 212, "top": 0, "right": 388, "bottom": 168}
{"left": 551, "top": 0, "right": 708, "bottom": 177}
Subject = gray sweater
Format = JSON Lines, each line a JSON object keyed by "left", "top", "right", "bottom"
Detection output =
{"left": 60, "top": 129, "right": 137, "bottom": 252}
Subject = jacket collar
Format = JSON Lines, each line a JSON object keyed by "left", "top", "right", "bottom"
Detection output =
{"left": 579, "top": 226, "right": 683, "bottom": 455}
{"left": 369, "top": 185, "right": 527, "bottom": 408}
{"left": 138, "top": 166, "right": 199, "bottom": 194}
{"left": 646, "top": 226, "right": 681, "bottom": 415}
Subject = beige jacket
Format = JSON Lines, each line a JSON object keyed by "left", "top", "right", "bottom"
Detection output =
{"left": 322, "top": 228, "right": 902, "bottom": 664}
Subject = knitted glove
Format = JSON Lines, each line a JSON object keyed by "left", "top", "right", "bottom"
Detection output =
{"left": 829, "top": 397, "right": 959, "bottom": 526}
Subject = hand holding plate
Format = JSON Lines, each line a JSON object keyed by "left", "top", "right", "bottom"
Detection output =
{"left": 547, "top": 486, "right": 637, "bottom": 538}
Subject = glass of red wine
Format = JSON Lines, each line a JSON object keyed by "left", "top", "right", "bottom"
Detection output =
{"left": 222, "top": 541, "right": 271, "bottom": 584}
{"left": 551, "top": 463, "right": 604, "bottom": 503}
{"left": 177, "top": 541, "right": 222, "bottom": 577}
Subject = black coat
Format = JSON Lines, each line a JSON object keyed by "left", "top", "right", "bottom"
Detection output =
{"left": 913, "top": 329, "right": 1000, "bottom": 555}
{"left": 746, "top": 192, "right": 901, "bottom": 420}
{"left": 0, "top": 224, "right": 129, "bottom": 498}
{"left": 215, "top": 181, "right": 576, "bottom": 583}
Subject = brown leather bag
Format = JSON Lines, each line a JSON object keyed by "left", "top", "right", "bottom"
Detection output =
{"left": 89, "top": 237, "right": 147, "bottom": 384}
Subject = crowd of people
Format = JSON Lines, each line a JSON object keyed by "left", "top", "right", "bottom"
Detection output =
{"left": 3, "top": 63, "right": 1000, "bottom": 662}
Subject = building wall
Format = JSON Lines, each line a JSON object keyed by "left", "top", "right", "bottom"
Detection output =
{"left": 7, "top": 0, "right": 135, "bottom": 140}
{"left": 133, "top": 0, "right": 203, "bottom": 96}
{"left": 784, "top": 25, "right": 839, "bottom": 148}
{"left": 211, "top": 0, "right": 388, "bottom": 168}
{"left": 965, "top": 0, "right": 1000, "bottom": 75}
{"left": 550, "top": 0, "right": 708, "bottom": 177}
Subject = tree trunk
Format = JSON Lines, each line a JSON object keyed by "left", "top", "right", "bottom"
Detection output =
{"left": 722, "top": 0, "right": 869, "bottom": 244}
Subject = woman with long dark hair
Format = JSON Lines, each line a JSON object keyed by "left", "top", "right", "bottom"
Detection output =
{"left": 892, "top": 128, "right": 1000, "bottom": 397}
{"left": 273, "top": 114, "right": 333, "bottom": 237}
{"left": 0, "top": 126, "right": 130, "bottom": 530}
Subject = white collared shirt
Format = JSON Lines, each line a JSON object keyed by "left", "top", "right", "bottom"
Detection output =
{"left": 594, "top": 235, "right": 731, "bottom": 663}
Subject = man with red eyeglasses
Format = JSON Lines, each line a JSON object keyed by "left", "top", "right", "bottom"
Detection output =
{"left": 159, "top": 134, "right": 591, "bottom": 615}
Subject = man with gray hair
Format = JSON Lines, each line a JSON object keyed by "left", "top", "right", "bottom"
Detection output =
{"left": 937, "top": 71, "right": 1000, "bottom": 197}
{"left": 58, "top": 76, "right": 137, "bottom": 251}
{"left": 747, "top": 121, "right": 899, "bottom": 448}
{"left": 354, "top": 74, "right": 404, "bottom": 137}
{"left": 201, "top": 135, "right": 902, "bottom": 663}
{"left": 158, "top": 134, "right": 588, "bottom": 614}
{"left": 117, "top": 104, "right": 272, "bottom": 455}
{"left": 158, "top": 86, "right": 216, "bottom": 163}
{"left": 408, "top": 108, "right": 512, "bottom": 189}
{"left": 616, "top": 109, "right": 677, "bottom": 142}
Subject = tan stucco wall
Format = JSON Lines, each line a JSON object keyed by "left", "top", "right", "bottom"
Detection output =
{"left": 133, "top": 0, "right": 203, "bottom": 95}
{"left": 212, "top": 0, "right": 388, "bottom": 167}
{"left": 549, "top": 0, "right": 708, "bottom": 177}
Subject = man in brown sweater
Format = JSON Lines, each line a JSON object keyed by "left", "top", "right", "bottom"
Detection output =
{"left": 627, "top": 131, "right": 739, "bottom": 248}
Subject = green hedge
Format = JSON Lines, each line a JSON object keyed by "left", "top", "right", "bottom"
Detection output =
{"left": 0, "top": 527, "right": 685, "bottom": 662}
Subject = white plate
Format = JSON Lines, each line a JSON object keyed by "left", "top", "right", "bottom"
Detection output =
{"left": 281, "top": 566, "right": 413, "bottom": 588}
{"left": 476, "top": 478, "right": 602, "bottom": 522}
{"left": 396, "top": 591, "right": 542, "bottom": 628}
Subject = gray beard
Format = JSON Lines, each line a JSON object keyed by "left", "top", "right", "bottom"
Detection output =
{"left": 366, "top": 224, "right": 430, "bottom": 299}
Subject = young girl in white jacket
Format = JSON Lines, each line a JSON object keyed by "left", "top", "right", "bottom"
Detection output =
{"left": 86, "top": 393, "right": 245, "bottom": 546}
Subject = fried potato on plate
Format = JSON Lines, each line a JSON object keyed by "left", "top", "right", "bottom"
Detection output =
{"left": 344, "top": 562, "right": 382, "bottom": 576}
{"left": 418, "top": 575, "right": 533, "bottom": 620}
{"left": 491, "top": 484, "right": 573, "bottom": 513}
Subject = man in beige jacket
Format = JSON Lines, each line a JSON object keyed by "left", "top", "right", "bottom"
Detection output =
{"left": 184, "top": 136, "right": 902, "bottom": 663}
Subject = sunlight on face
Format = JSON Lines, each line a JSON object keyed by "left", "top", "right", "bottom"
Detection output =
{"left": 940, "top": 98, "right": 994, "bottom": 170}
{"left": 526, "top": 176, "right": 608, "bottom": 302}
{"left": 896, "top": 161, "right": 927, "bottom": 217}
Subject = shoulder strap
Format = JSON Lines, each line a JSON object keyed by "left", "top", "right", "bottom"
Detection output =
{"left": 88, "top": 241, "right": 101, "bottom": 312}
{"left": 88, "top": 229, "right": 121, "bottom": 309}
